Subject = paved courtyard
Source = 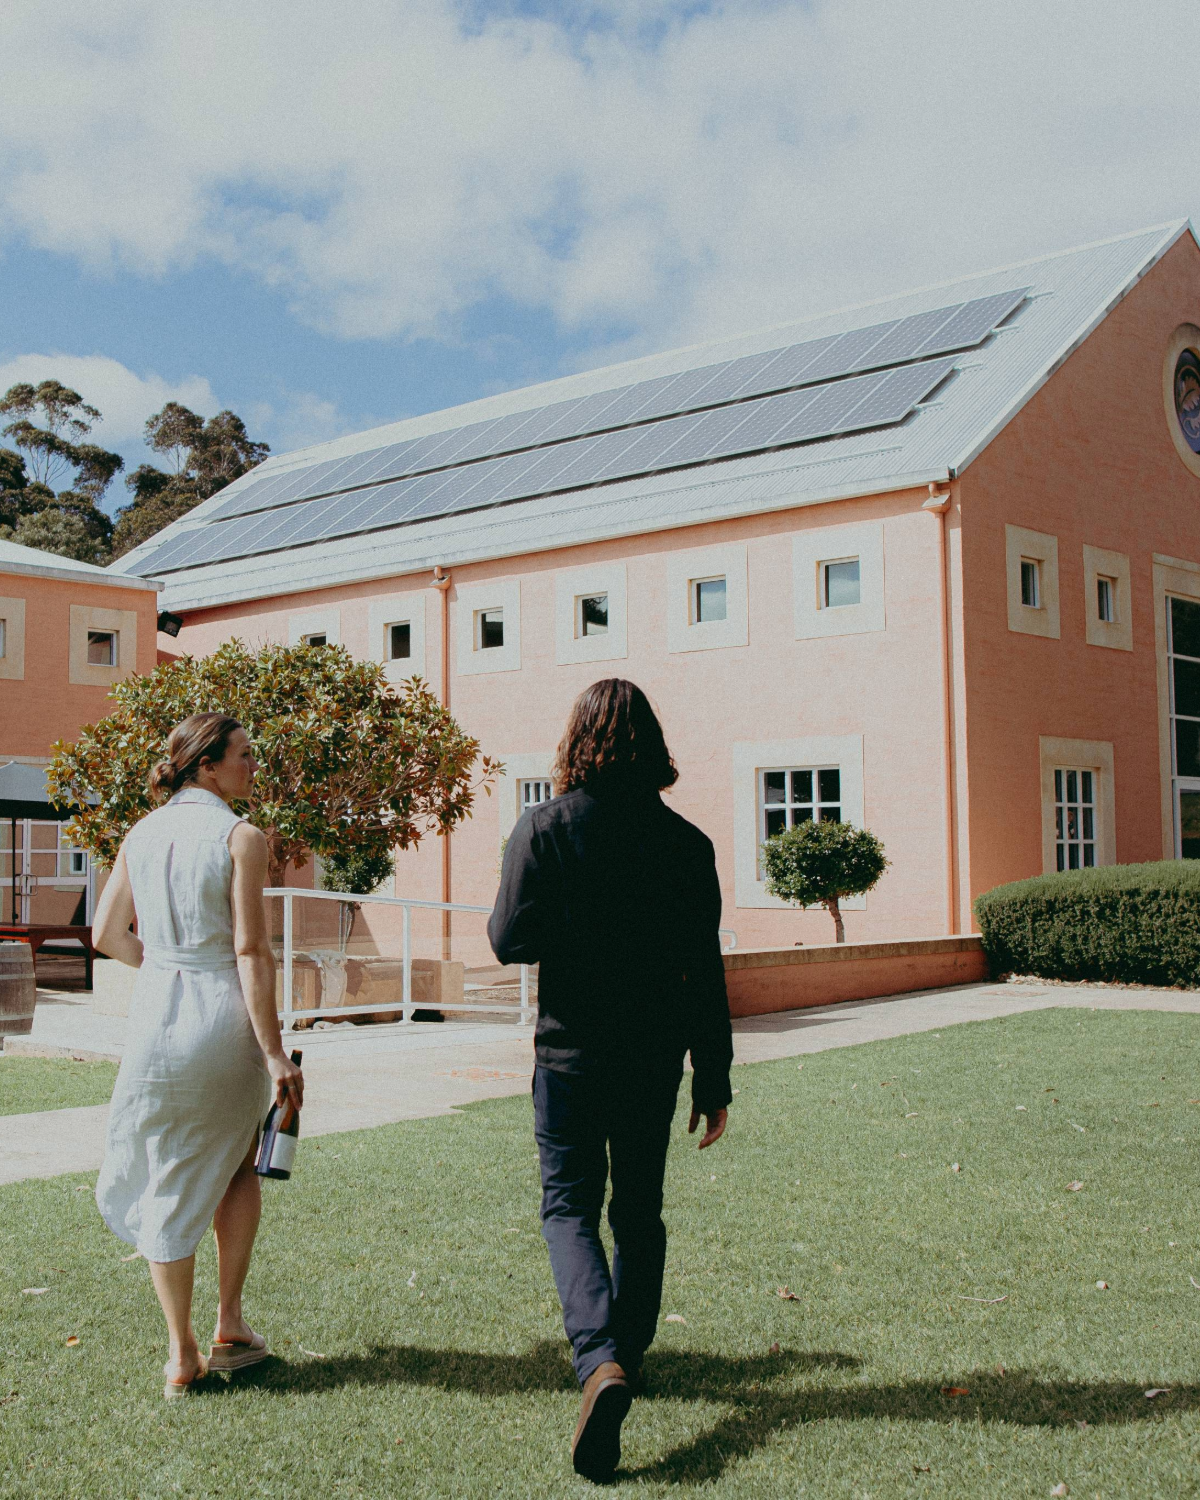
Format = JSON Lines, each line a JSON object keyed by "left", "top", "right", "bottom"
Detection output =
{"left": 4, "top": 977, "right": 1200, "bottom": 1186}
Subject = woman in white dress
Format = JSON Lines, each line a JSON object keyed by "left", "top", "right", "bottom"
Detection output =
{"left": 92, "top": 712, "right": 304, "bottom": 1398}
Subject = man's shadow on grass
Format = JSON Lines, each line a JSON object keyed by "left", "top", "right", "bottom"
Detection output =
{"left": 212, "top": 1343, "right": 1200, "bottom": 1485}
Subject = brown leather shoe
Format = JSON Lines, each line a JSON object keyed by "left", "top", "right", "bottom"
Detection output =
{"left": 571, "top": 1361, "right": 632, "bottom": 1480}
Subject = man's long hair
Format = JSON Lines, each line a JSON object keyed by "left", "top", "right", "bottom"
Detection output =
{"left": 551, "top": 679, "right": 678, "bottom": 797}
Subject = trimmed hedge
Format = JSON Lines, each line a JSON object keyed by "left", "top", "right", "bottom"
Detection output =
{"left": 974, "top": 861, "right": 1200, "bottom": 987}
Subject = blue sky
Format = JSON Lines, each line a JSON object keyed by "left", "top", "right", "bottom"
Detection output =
{"left": 2, "top": 0, "right": 1198, "bottom": 515}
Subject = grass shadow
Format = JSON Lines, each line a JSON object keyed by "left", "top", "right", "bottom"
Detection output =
{"left": 202, "top": 1341, "right": 852, "bottom": 1400}
{"left": 627, "top": 1369, "right": 1200, "bottom": 1485}
{"left": 202, "top": 1351, "right": 1200, "bottom": 1486}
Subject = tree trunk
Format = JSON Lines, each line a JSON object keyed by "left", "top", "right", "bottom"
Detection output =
{"left": 825, "top": 896, "right": 845, "bottom": 944}
{"left": 266, "top": 834, "right": 287, "bottom": 892}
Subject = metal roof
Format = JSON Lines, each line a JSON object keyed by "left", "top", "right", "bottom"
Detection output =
{"left": 110, "top": 221, "right": 1193, "bottom": 613}
{"left": 1, "top": 538, "right": 159, "bottom": 591}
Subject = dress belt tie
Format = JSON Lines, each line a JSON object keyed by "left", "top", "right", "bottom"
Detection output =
{"left": 142, "top": 943, "right": 240, "bottom": 973}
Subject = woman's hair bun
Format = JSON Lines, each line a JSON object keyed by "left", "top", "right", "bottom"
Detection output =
{"left": 149, "top": 758, "right": 179, "bottom": 798}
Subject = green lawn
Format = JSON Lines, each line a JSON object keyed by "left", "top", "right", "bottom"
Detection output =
{"left": 3, "top": 1007, "right": 1200, "bottom": 1497}
{"left": 0, "top": 1056, "right": 118, "bottom": 1117}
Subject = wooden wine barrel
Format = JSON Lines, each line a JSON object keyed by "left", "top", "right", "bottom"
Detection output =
{"left": 0, "top": 941, "right": 37, "bottom": 1037}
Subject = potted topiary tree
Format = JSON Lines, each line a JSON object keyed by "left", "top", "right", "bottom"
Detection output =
{"left": 761, "top": 819, "right": 888, "bottom": 943}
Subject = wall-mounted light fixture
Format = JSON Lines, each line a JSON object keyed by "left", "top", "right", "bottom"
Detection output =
{"left": 157, "top": 611, "right": 184, "bottom": 637}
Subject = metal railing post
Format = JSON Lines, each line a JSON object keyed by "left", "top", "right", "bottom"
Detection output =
{"left": 519, "top": 963, "right": 531, "bottom": 1026}
{"left": 282, "top": 893, "right": 294, "bottom": 1033}
{"left": 402, "top": 902, "right": 413, "bottom": 1023}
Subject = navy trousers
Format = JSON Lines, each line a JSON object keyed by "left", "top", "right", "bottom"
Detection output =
{"left": 533, "top": 1061, "right": 683, "bottom": 1386}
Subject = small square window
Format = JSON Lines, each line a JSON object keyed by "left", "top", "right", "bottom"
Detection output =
{"left": 759, "top": 765, "right": 841, "bottom": 845}
{"left": 302, "top": 631, "right": 327, "bottom": 648}
{"left": 577, "top": 593, "right": 608, "bottom": 637}
{"left": 87, "top": 629, "right": 116, "bottom": 666}
{"left": 1020, "top": 559, "right": 1041, "bottom": 609}
{"left": 823, "top": 558, "right": 861, "bottom": 608}
{"left": 387, "top": 622, "right": 411, "bottom": 660}
{"left": 693, "top": 577, "right": 727, "bottom": 623}
{"left": 478, "top": 609, "right": 504, "bottom": 650}
{"left": 520, "top": 778, "right": 553, "bottom": 809}
{"left": 1096, "top": 576, "right": 1116, "bottom": 624}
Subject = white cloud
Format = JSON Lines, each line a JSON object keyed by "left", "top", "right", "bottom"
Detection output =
{"left": 0, "top": 353, "right": 216, "bottom": 446}
{"left": 0, "top": 0, "right": 1198, "bottom": 358}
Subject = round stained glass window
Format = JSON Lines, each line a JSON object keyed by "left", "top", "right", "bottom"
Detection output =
{"left": 1175, "top": 348, "right": 1200, "bottom": 454}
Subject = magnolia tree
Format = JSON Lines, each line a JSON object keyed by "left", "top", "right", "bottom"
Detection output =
{"left": 46, "top": 640, "right": 498, "bottom": 886}
{"left": 761, "top": 819, "right": 889, "bottom": 944}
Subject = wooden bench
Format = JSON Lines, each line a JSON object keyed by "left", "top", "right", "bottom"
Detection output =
{"left": 0, "top": 925, "right": 95, "bottom": 989}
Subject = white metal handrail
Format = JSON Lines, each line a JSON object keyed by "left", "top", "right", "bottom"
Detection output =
{"left": 264, "top": 886, "right": 533, "bottom": 1031}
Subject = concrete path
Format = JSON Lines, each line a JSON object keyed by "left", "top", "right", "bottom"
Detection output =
{"left": 4, "top": 978, "right": 1200, "bottom": 1186}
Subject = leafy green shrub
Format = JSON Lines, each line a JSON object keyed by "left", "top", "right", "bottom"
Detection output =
{"left": 974, "top": 861, "right": 1200, "bottom": 986}
{"left": 761, "top": 820, "right": 888, "bottom": 943}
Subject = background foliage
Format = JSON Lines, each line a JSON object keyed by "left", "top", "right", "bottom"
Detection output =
{"left": 975, "top": 861, "right": 1200, "bottom": 985}
{"left": 0, "top": 383, "right": 268, "bottom": 565}
{"left": 45, "top": 641, "right": 498, "bottom": 882}
{"left": 761, "top": 820, "right": 888, "bottom": 942}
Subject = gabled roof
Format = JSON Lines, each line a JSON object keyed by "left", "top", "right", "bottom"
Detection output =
{"left": 1, "top": 537, "right": 159, "bottom": 591}
{"left": 111, "top": 221, "right": 1194, "bottom": 613}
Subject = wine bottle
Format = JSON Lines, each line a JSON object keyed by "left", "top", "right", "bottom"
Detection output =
{"left": 255, "top": 1049, "right": 303, "bottom": 1180}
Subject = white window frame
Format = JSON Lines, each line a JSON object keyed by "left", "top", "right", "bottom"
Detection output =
{"left": 555, "top": 563, "right": 628, "bottom": 666}
{"left": 1053, "top": 766, "right": 1097, "bottom": 871}
{"left": 368, "top": 593, "right": 427, "bottom": 683}
{"left": 497, "top": 752, "right": 554, "bottom": 842}
{"left": 457, "top": 578, "right": 522, "bottom": 676}
{"left": 1020, "top": 559, "right": 1041, "bottom": 609}
{"left": 667, "top": 543, "right": 747, "bottom": 654}
{"left": 760, "top": 765, "right": 843, "bottom": 848}
{"left": 733, "top": 734, "right": 865, "bottom": 909}
{"left": 288, "top": 607, "right": 341, "bottom": 648}
{"left": 821, "top": 558, "right": 861, "bottom": 610}
{"left": 793, "top": 522, "right": 884, "bottom": 639}
{"left": 1038, "top": 736, "right": 1115, "bottom": 872}
{"left": 520, "top": 778, "right": 554, "bottom": 810}
{"left": 476, "top": 608, "right": 505, "bottom": 651}
{"left": 691, "top": 575, "right": 728, "bottom": 625}
{"left": 86, "top": 628, "right": 117, "bottom": 667}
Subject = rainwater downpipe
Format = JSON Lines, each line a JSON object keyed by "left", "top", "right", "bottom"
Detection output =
{"left": 432, "top": 566, "right": 453, "bottom": 959}
{"left": 923, "top": 480, "right": 959, "bottom": 936}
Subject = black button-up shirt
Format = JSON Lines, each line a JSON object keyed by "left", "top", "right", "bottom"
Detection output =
{"left": 487, "top": 786, "right": 734, "bottom": 1114}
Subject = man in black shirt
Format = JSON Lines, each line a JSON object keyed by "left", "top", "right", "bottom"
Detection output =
{"left": 488, "top": 679, "right": 733, "bottom": 1481}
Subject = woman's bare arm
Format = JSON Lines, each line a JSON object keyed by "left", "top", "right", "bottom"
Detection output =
{"left": 92, "top": 848, "right": 143, "bottom": 968}
{"left": 229, "top": 822, "right": 303, "bottom": 1112}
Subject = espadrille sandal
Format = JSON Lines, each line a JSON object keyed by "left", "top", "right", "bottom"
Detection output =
{"left": 163, "top": 1354, "right": 209, "bottom": 1399}
{"left": 208, "top": 1328, "right": 269, "bottom": 1371}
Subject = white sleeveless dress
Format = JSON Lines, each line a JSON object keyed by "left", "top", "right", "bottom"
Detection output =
{"left": 96, "top": 786, "right": 271, "bottom": 1262}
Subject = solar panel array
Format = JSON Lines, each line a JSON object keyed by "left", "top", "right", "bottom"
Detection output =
{"left": 207, "top": 289, "right": 1027, "bottom": 526}
{"left": 129, "top": 286, "right": 1028, "bottom": 577}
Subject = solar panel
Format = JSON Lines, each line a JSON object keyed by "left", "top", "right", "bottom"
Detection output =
{"left": 192, "top": 287, "right": 1028, "bottom": 535}
{"left": 127, "top": 351, "right": 960, "bottom": 578}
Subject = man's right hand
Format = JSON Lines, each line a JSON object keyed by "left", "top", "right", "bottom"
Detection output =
{"left": 688, "top": 1107, "right": 728, "bottom": 1149}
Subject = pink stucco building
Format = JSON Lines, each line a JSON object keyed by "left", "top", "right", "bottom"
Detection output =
{"left": 0, "top": 539, "right": 159, "bottom": 925}
{"left": 111, "top": 222, "right": 1200, "bottom": 946}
